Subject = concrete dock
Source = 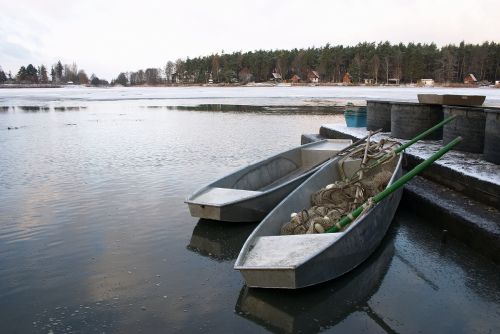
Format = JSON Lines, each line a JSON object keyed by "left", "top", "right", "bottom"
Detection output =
{"left": 302, "top": 124, "right": 500, "bottom": 263}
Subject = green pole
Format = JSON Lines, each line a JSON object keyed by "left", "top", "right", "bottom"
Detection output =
{"left": 326, "top": 136, "right": 462, "bottom": 233}
{"left": 395, "top": 115, "right": 456, "bottom": 154}
{"left": 352, "top": 115, "right": 458, "bottom": 179}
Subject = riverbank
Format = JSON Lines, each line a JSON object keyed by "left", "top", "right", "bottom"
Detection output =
{"left": 0, "top": 84, "right": 61, "bottom": 88}
{"left": 5, "top": 82, "right": 493, "bottom": 88}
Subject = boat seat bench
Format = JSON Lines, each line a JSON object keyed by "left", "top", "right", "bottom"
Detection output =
{"left": 190, "top": 187, "right": 262, "bottom": 206}
{"left": 242, "top": 234, "right": 342, "bottom": 268}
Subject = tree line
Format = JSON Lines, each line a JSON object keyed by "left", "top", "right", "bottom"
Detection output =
{"left": 2, "top": 42, "right": 499, "bottom": 87}
{"left": 113, "top": 41, "right": 500, "bottom": 85}
{"left": 0, "top": 61, "right": 108, "bottom": 86}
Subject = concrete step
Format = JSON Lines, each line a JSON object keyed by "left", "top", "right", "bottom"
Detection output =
{"left": 402, "top": 176, "right": 500, "bottom": 263}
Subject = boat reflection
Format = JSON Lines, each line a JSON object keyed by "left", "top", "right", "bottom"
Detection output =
{"left": 234, "top": 230, "right": 396, "bottom": 333}
{"left": 187, "top": 219, "right": 256, "bottom": 261}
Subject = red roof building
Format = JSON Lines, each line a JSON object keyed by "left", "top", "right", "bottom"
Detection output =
{"left": 342, "top": 73, "right": 352, "bottom": 84}
{"left": 464, "top": 73, "right": 478, "bottom": 85}
{"left": 291, "top": 74, "right": 301, "bottom": 83}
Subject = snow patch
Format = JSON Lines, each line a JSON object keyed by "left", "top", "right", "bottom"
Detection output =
{"left": 322, "top": 124, "right": 500, "bottom": 186}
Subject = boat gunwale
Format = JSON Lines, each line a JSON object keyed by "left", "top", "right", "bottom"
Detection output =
{"left": 184, "top": 139, "right": 346, "bottom": 207}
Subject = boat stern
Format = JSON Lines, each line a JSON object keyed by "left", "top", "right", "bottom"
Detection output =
{"left": 234, "top": 234, "right": 341, "bottom": 289}
{"left": 237, "top": 267, "right": 298, "bottom": 289}
{"left": 187, "top": 202, "right": 221, "bottom": 221}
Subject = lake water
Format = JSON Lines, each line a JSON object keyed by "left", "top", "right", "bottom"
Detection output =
{"left": 1, "top": 87, "right": 499, "bottom": 333}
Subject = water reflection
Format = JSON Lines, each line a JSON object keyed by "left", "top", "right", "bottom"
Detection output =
{"left": 1, "top": 90, "right": 499, "bottom": 332}
{"left": 187, "top": 219, "right": 256, "bottom": 261}
{"left": 235, "top": 231, "right": 396, "bottom": 333}
{"left": 54, "top": 106, "right": 86, "bottom": 111}
{"left": 17, "top": 105, "right": 50, "bottom": 112}
{"left": 393, "top": 210, "right": 500, "bottom": 304}
{"left": 166, "top": 104, "right": 346, "bottom": 114}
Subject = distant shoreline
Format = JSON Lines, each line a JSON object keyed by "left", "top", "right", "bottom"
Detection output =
{"left": 1, "top": 83, "right": 498, "bottom": 89}
{"left": 0, "top": 84, "right": 61, "bottom": 89}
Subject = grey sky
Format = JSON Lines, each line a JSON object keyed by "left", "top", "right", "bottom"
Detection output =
{"left": 1, "top": 0, "right": 499, "bottom": 80}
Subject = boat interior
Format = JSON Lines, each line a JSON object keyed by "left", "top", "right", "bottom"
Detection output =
{"left": 187, "top": 139, "right": 352, "bottom": 206}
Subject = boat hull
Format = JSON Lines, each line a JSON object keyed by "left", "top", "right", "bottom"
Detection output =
{"left": 185, "top": 139, "right": 353, "bottom": 222}
{"left": 234, "top": 232, "right": 395, "bottom": 332}
{"left": 235, "top": 154, "right": 403, "bottom": 288}
{"left": 186, "top": 174, "right": 313, "bottom": 222}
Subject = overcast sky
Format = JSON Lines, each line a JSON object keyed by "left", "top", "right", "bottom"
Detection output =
{"left": 1, "top": 0, "right": 499, "bottom": 80}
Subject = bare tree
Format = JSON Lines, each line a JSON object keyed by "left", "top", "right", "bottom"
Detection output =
{"left": 211, "top": 54, "right": 220, "bottom": 82}
{"left": 371, "top": 54, "right": 380, "bottom": 84}
{"left": 78, "top": 70, "right": 89, "bottom": 84}
{"left": 165, "top": 61, "right": 174, "bottom": 83}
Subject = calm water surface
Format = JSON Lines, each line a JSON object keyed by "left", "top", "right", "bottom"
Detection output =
{"left": 0, "top": 88, "right": 499, "bottom": 333}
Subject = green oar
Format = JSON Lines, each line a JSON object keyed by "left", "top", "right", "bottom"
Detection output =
{"left": 394, "top": 115, "right": 457, "bottom": 154}
{"left": 326, "top": 136, "right": 462, "bottom": 233}
{"left": 349, "top": 115, "right": 457, "bottom": 182}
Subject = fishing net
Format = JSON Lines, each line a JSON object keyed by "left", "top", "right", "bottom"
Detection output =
{"left": 281, "top": 137, "right": 400, "bottom": 235}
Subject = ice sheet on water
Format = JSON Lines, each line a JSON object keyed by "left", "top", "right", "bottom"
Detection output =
{"left": 1, "top": 86, "right": 499, "bottom": 107}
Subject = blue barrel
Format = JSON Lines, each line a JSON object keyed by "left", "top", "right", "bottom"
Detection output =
{"left": 344, "top": 107, "right": 367, "bottom": 127}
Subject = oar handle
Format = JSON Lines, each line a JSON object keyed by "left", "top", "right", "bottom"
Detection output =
{"left": 326, "top": 136, "right": 462, "bottom": 233}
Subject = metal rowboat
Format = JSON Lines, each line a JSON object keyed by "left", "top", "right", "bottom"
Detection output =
{"left": 185, "top": 139, "right": 352, "bottom": 222}
{"left": 234, "top": 152, "right": 403, "bottom": 288}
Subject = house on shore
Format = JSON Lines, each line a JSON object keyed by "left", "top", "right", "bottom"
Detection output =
{"left": 363, "top": 78, "right": 374, "bottom": 85}
{"left": 464, "top": 73, "right": 478, "bottom": 85}
{"left": 342, "top": 73, "right": 352, "bottom": 84}
{"left": 388, "top": 78, "right": 400, "bottom": 85}
{"left": 307, "top": 70, "right": 320, "bottom": 83}
{"left": 419, "top": 78, "right": 435, "bottom": 87}
{"left": 172, "top": 73, "right": 179, "bottom": 83}
{"left": 291, "top": 74, "right": 301, "bottom": 84}
{"left": 495, "top": 80, "right": 500, "bottom": 88}
{"left": 271, "top": 72, "right": 282, "bottom": 83}
{"left": 172, "top": 72, "right": 195, "bottom": 84}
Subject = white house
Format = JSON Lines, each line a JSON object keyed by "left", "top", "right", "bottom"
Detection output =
{"left": 420, "top": 79, "right": 435, "bottom": 87}
{"left": 307, "top": 70, "right": 320, "bottom": 83}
